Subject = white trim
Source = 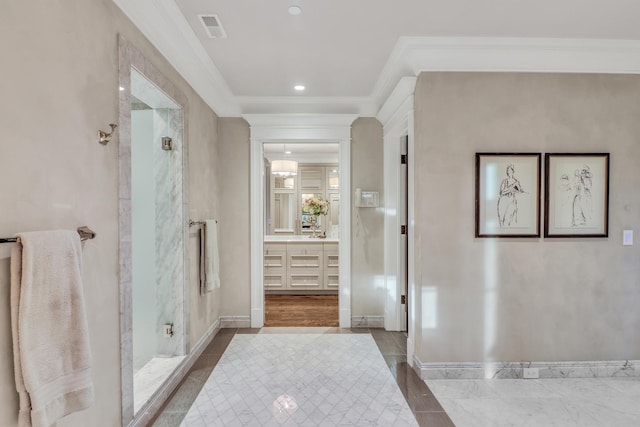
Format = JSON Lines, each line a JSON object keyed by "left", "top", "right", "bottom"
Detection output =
{"left": 380, "top": 78, "right": 416, "bottom": 334}
{"left": 246, "top": 114, "right": 355, "bottom": 329}
{"left": 412, "top": 356, "right": 640, "bottom": 380}
{"left": 370, "top": 37, "right": 640, "bottom": 110}
{"left": 406, "top": 110, "right": 416, "bottom": 362}
{"left": 112, "top": 0, "right": 239, "bottom": 116}
{"left": 106, "top": 1, "right": 640, "bottom": 117}
{"left": 219, "top": 316, "right": 252, "bottom": 328}
{"left": 249, "top": 139, "right": 265, "bottom": 328}
{"left": 338, "top": 139, "right": 352, "bottom": 328}
{"left": 237, "top": 96, "right": 379, "bottom": 117}
{"left": 129, "top": 319, "right": 221, "bottom": 427}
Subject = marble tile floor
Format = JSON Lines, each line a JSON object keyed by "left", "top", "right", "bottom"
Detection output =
{"left": 150, "top": 328, "right": 453, "bottom": 427}
{"left": 426, "top": 377, "right": 640, "bottom": 427}
{"left": 135, "top": 355, "right": 186, "bottom": 413}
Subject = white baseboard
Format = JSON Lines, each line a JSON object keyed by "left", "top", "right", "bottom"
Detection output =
{"left": 412, "top": 355, "right": 640, "bottom": 380}
{"left": 220, "top": 315, "right": 251, "bottom": 328}
{"left": 351, "top": 315, "right": 385, "bottom": 328}
{"left": 130, "top": 318, "right": 221, "bottom": 427}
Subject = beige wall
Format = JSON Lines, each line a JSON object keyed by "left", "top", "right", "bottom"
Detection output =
{"left": 351, "top": 118, "right": 386, "bottom": 319}
{"left": 0, "top": 1, "right": 221, "bottom": 426}
{"left": 214, "top": 117, "right": 387, "bottom": 321}
{"left": 188, "top": 95, "right": 221, "bottom": 349}
{"left": 413, "top": 72, "right": 640, "bottom": 363}
{"left": 217, "top": 118, "right": 252, "bottom": 318}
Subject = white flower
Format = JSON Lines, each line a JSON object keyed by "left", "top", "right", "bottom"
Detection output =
{"left": 302, "top": 196, "right": 329, "bottom": 216}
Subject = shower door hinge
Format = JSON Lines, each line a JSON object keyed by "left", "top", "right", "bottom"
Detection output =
{"left": 401, "top": 225, "right": 407, "bottom": 235}
{"left": 401, "top": 295, "right": 406, "bottom": 304}
{"left": 161, "top": 137, "right": 173, "bottom": 151}
{"left": 401, "top": 154, "right": 408, "bottom": 164}
{"left": 163, "top": 323, "right": 174, "bottom": 338}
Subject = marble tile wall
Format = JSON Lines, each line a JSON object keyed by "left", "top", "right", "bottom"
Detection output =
{"left": 119, "top": 35, "right": 192, "bottom": 426}
{"left": 154, "top": 108, "right": 185, "bottom": 357}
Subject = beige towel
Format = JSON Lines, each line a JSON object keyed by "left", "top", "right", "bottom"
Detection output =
{"left": 11, "top": 230, "right": 94, "bottom": 426}
{"left": 200, "top": 220, "right": 220, "bottom": 294}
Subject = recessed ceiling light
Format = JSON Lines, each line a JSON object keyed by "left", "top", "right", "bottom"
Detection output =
{"left": 288, "top": 5, "right": 302, "bottom": 16}
{"left": 294, "top": 85, "right": 305, "bottom": 91}
{"left": 119, "top": 86, "right": 125, "bottom": 91}
{"left": 285, "top": 151, "right": 292, "bottom": 154}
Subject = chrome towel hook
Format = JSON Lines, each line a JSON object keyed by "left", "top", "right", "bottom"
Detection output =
{"left": 98, "top": 123, "right": 118, "bottom": 145}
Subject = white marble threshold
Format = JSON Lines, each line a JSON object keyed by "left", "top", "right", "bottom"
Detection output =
{"left": 130, "top": 318, "right": 221, "bottom": 427}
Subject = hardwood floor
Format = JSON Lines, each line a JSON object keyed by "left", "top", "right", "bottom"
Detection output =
{"left": 264, "top": 294, "right": 339, "bottom": 327}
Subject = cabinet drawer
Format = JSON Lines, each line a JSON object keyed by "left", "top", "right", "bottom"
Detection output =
{"left": 264, "top": 251, "right": 286, "bottom": 269}
{"left": 264, "top": 272, "right": 286, "bottom": 289}
{"left": 288, "top": 271, "right": 323, "bottom": 290}
{"left": 324, "top": 270, "right": 339, "bottom": 289}
{"left": 324, "top": 252, "right": 339, "bottom": 269}
{"left": 288, "top": 253, "right": 321, "bottom": 269}
{"left": 287, "top": 243, "right": 323, "bottom": 255}
{"left": 323, "top": 242, "right": 338, "bottom": 252}
{"left": 264, "top": 243, "right": 287, "bottom": 253}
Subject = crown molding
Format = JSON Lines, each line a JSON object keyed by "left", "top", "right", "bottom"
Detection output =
{"left": 371, "top": 37, "right": 640, "bottom": 109}
{"left": 237, "top": 96, "right": 379, "bottom": 116}
{"left": 112, "top": 0, "right": 240, "bottom": 116}
{"left": 112, "top": 1, "right": 640, "bottom": 117}
{"left": 243, "top": 114, "right": 357, "bottom": 142}
{"left": 376, "top": 76, "right": 417, "bottom": 130}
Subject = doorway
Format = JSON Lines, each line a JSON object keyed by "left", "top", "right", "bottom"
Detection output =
{"left": 246, "top": 114, "right": 356, "bottom": 328}
{"left": 263, "top": 143, "right": 340, "bottom": 326}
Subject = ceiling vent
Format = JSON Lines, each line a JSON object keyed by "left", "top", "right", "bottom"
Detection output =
{"left": 198, "top": 14, "right": 227, "bottom": 39}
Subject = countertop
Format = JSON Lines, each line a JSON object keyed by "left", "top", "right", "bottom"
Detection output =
{"left": 264, "top": 235, "right": 340, "bottom": 243}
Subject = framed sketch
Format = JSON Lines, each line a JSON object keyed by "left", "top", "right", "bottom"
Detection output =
{"left": 544, "top": 153, "right": 609, "bottom": 237}
{"left": 476, "top": 153, "right": 541, "bottom": 237}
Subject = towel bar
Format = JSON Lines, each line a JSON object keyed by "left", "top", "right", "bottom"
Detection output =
{"left": 0, "top": 226, "right": 97, "bottom": 244}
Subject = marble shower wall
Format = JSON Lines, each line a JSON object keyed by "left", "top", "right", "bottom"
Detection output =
{"left": 153, "top": 107, "right": 184, "bottom": 358}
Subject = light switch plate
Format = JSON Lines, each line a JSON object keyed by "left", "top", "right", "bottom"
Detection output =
{"left": 623, "top": 230, "right": 633, "bottom": 246}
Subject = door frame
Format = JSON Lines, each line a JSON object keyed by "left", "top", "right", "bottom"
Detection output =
{"left": 118, "top": 35, "right": 190, "bottom": 426}
{"left": 245, "top": 114, "right": 357, "bottom": 328}
{"left": 379, "top": 77, "right": 416, "bottom": 356}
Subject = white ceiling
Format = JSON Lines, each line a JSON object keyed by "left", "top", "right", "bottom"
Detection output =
{"left": 175, "top": 0, "right": 640, "bottom": 98}
{"left": 114, "top": 0, "right": 640, "bottom": 116}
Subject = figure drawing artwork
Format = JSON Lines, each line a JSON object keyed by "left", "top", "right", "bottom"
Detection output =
{"left": 497, "top": 163, "right": 525, "bottom": 226}
{"left": 545, "top": 154, "right": 609, "bottom": 237}
{"left": 476, "top": 153, "right": 541, "bottom": 238}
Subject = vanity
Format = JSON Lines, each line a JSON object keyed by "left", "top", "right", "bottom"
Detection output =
{"left": 264, "top": 236, "right": 339, "bottom": 293}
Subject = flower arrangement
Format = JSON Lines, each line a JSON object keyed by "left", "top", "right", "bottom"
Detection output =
{"left": 302, "top": 196, "right": 329, "bottom": 216}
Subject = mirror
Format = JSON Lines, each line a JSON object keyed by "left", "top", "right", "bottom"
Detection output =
{"left": 264, "top": 143, "right": 340, "bottom": 237}
{"left": 273, "top": 193, "right": 295, "bottom": 233}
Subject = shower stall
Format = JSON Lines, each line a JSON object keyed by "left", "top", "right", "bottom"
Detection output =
{"left": 129, "top": 68, "right": 186, "bottom": 413}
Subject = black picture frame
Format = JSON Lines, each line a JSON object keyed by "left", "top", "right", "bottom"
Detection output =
{"left": 544, "top": 153, "right": 610, "bottom": 238}
{"left": 475, "top": 153, "right": 541, "bottom": 238}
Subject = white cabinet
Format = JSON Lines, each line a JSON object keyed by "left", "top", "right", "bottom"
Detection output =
{"left": 323, "top": 242, "right": 339, "bottom": 290}
{"left": 264, "top": 243, "right": 286, "bottom": 289}
{"left": 264, "top": 241, "right": 338, "bottom": 292}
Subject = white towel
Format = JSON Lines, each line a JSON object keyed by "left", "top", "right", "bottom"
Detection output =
{"left": 201, "top": 220, "right": 220, "bottom": 293}
{"left": 10, "top": 230, "right": 94, "bottom": 427}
